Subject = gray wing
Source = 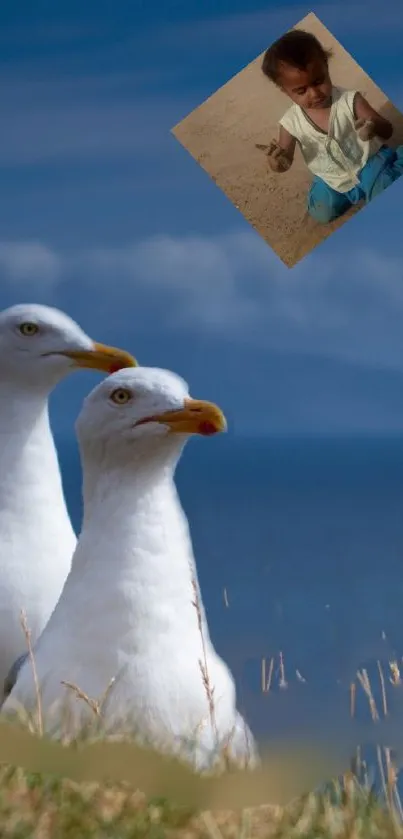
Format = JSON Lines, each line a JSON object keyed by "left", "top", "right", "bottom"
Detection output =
{"left": 3, "top": 652, "right": 29, "bottom": 700}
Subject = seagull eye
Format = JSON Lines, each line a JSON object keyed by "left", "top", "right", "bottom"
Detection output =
{"left": 110, "top": 388, "right": 132, "bottom": 405}
{"left": 19, "top": 322, "right": 39, "bottom": 337}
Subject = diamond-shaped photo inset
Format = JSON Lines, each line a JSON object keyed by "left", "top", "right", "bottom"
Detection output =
{"left": 172, "top": 12, "right": 403, "bottom": 267}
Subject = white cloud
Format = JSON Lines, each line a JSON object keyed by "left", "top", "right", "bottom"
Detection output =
{"left": 80, "top": 231, "right": 270, "bottom": 328}
{"left": 0, "top": 241, "right": 61, "bottom": 285}
{"left": 2, "top": 231, "right": 403, "bottom": 372}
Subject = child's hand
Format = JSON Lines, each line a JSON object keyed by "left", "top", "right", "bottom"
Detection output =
{"left": 354, "top": 117, "right": 377, "bottom": 141}
{"left": 257, "top": 140, "right": 292, "bottom": 173}
{"left": 267, "top": 140, "right": 293, "bottom": 172}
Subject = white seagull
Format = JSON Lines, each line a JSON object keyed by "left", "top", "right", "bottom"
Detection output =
{"left": 3, "top": 366, "right": 259, "bottom": 771}
{"left": 0, "top": 303, "right": 136, "bottom": 698}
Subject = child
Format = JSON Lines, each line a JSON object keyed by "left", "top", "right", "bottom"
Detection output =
{"left": 260, "top": 29, "right": 403, "bottom": 223}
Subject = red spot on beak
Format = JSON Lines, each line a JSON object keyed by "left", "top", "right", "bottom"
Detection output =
{"left": 108, "top": 362, "right": 125, "bottom": 375}
{"left": 198, "top": 421, "right": 219, "bottom": 436}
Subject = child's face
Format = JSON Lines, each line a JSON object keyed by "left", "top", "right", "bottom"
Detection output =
{"left": 278, "top": 56, "right": 332, "bottom": 110}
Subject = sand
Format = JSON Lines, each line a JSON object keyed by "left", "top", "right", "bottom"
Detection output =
{"left": 172, "top": 12, "right": 403, "bottom": 268}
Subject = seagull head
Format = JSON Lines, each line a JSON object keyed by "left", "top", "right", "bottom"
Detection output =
{"left": 0, "top": 303, "right": 136, "bottom": 388}
{"left": 76, "top": 366, "right": 227, "bottom": 462}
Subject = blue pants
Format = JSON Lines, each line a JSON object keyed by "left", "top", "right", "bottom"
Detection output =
{"left": 307, "top": 144, "right": 403, "bottom": 224}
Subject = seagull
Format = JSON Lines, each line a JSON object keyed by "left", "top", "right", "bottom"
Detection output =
{"left": 3, "top": 366, "right": 259, "bottom": 771}
{"left": 0, "top": 303, "right": 136, "bottom": 698}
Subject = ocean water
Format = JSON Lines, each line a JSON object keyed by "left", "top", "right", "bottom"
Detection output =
{"left": 58, "top": 434, "right": 403, "bottom": 767}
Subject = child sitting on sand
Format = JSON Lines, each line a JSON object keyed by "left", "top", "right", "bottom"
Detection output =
{"left": 260, "top": 29, "right": 403, "bottom": 224}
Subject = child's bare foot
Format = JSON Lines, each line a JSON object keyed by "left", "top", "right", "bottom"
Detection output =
{"left": 256, "top": 141, "right": 292, "bottom": 172}
{"left": 354, "top": 117, "right": 376, "bottom": 141}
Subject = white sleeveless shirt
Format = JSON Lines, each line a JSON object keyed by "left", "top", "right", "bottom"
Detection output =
{"left": 279, "top": 87, "right": 383, "bottom": 192}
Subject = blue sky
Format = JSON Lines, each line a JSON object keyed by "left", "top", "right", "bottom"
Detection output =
{"left": 1, "top": 0, "right": 403, "bottom": 435}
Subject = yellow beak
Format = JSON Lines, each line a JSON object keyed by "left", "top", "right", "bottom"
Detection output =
{"left": 61, "top": 342, "right": 137, "bottom": 374}
{"left": 137, "top": 398, "right": 227, "bottom": 436}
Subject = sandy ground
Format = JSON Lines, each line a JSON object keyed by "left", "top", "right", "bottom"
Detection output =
{"left": 172, "top": 12, "right": 403, "bottom": 268}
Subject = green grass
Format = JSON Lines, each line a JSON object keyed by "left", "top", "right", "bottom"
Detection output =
{"left": 0, "top": 765, "right": 196, "bottom": 838}
{"left": 1, "top": 761, "right": 403, "bottom": 838}
{"left": 2, "top": 614, "right": 403, "bottom": 836}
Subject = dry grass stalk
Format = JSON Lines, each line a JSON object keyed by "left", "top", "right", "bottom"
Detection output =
{"left": 350, "top": 681, "right": 356, "bottom": 718}
{"left": 261, "top": 656, "right": 278, "bottom": 693}
{"left": 261, "top": 658, "right": 266, "bottom": 694}
{"left": 239, "top": 806, "right": 252, "bottom": 839}
{"left": 351, "top": 660, "right": 403, "bottom": 824}
{"left": 262, "top": 654, "right": 305, "bottom": 693}
{"left": 377, "top": 660, "right": 388, "bottom": 717}
{"left": 20, "top": 609, "right": 43, "bottom": 737}
{"left": 60, "top": 676, "right": 116, "bottom": 723}
{"left": 384, "top": 748, "right": 398, "bottom": 814}
{"left": 200, "top": 810, "right": 224, "bottom": 838}
{"left": 61, "top": 681, "right": 102, "bottom": 718}
{"left": 356, "top": 668, "right": 380, "bottom": 722}
{"left": 390, "top": 660, "right": 402, "bottom": 686}
{"left": 278, "top": 651, "right": 288, "bottom": 690}
{"left": 191, "top": 577, "right": 219, "bottom": 747}
{"left": 267, "top": 657, "right": 274, "bottom": 693}
{"left": 377, "top": 745, "right": 390, "bottom": 808}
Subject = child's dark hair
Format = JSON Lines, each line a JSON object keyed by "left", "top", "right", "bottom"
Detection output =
{"left": 262, "top": 30, "right": 333, "bottom": 85}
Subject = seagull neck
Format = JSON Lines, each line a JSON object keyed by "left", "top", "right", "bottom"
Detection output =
{"left": 0, "top": 377, "right": 52, "bottom": 438}
{"left": 76, "top": 439, "right": 211, "bottom": 643}
{"left": 81, "top": 440, "right": 183, "bottom": 524}
{"left": 0, "top": 377, "right": 68, "bottom": 517}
